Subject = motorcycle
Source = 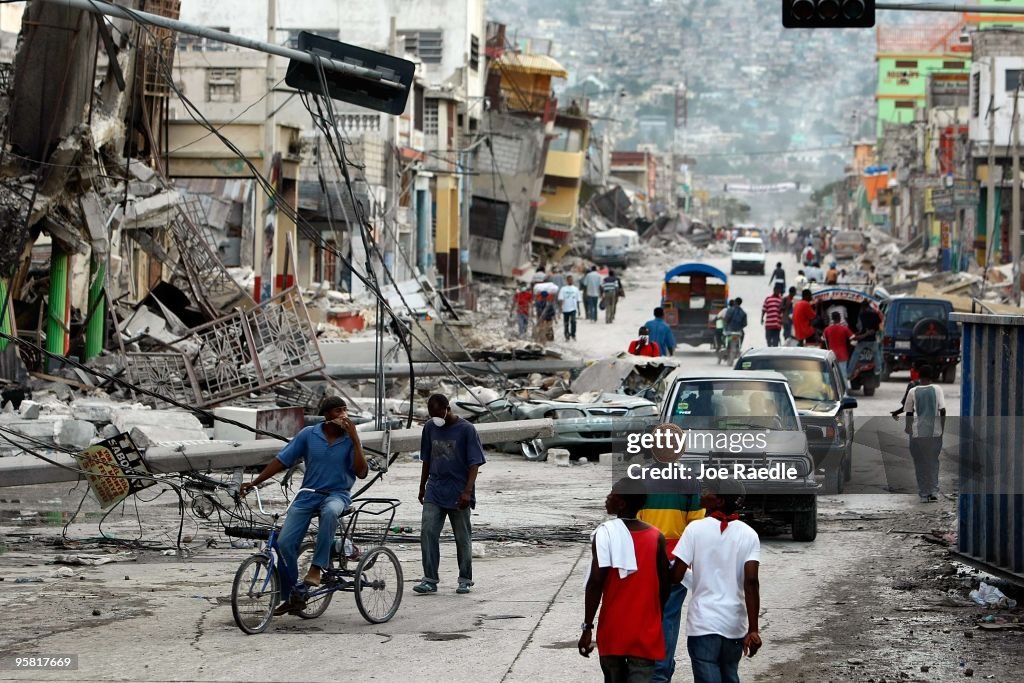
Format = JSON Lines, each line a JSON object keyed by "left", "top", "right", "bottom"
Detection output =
{"left": 718, "top": 331, "right": 743, "bottom": 365}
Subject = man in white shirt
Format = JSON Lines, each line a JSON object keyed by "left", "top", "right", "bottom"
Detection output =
{"left": 903, "top": 365, "right": 947, "bottom": 502}
{"left": 669, "top": 484, "right": 761, "bottom": 683}
{"left": 557, "top": 275, "right": 581, "bottom": 341}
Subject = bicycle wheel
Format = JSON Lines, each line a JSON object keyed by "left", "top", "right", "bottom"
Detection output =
{"left": 296, "top": 542, "right": 333, "bottom": 619}
{"left": 231, "top": 554, "right": 279, "bottom": 635}
{"left": 354, "top": 546, "right": 403, "bottom": 624}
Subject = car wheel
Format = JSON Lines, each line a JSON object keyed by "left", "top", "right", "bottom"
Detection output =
{"left": 910, "top": 318, "right": 948, "bottom": 356}
{"left": 521, "top": 438, "right": 546, "bottom": 462}
{"left": 941, "top": 365, "right": 957, "bottom": 384}
{"left": 881, "top": 363, "right": 891, "bottom": 382}
{"left": 792, "top": 497, "right": 818, "bottom": 542}
{"left": 863, "top": 383, "right": 876, "bottom": 397}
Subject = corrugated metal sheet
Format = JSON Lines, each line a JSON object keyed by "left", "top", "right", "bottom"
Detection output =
{"left": 952, "top": 312, "right": 1024, "bottom": 584}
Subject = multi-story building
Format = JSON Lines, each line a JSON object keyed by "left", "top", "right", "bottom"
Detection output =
{"left": 175, "top": 0, "right": 486, "bottom": 296}
{"left": 967, "top": 29, "right": 1024, "bottom": 268}
{"left": 875, "top": 16, "right": 972, "bottom": 137}
{"left": 535, "top": 109, "right": 590, "bottom": 246}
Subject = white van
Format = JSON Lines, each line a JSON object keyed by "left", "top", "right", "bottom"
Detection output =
{"left": 731, "top": 236, "right": 766, "bottom": 274}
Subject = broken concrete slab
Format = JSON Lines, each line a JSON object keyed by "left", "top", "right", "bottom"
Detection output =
{"left": 212, "top": 406, "right": 305, "bottom": 442}
{"left": 55, "top": 419, "right": 97, "bottom": 449}
{"left": 110, "top": 409, "right": 208, "bottom": 448}
{"left": 120, "top": 190, "right": 181, "bottom": 229}
{"left": 128, "top": 159, "right": 156, "bottom": 183}
{"left": 70, "top": 398, "right": 133, "bottom": 424}
{"left": 17, "top": 401, "right": 41, "bottom": 419}
{"left": 127, "top": 181, "right": 157, "bottom": 198}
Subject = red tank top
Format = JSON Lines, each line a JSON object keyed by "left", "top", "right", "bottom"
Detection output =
{"left": 596, "top": 526, "right": 666, "bottom": 660}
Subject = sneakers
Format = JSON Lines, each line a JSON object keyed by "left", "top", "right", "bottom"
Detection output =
{"left": 927, "top": 494, "right": 939, "bottom": 502}
{"left": 919, "top": 495, "right": 930, "bottom": 503}
{"left": 412, "top": 581, "right": 437, "bottom": 594}
{"left": 303, "top": 566, "right": 322, "bottom": 586}
{"left": 456, "top": 581, "right": 473, "bottom": 594}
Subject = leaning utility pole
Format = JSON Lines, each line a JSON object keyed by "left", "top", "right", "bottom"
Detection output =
{"left": 1013, "top": 79, "right": 1022, "bottom": 306}
{"left": 984, "top": 60, "right": 997, "bottom": 293}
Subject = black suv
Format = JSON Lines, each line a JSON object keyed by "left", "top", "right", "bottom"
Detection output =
{"left": 879, "top": 298, "right": 960, "bottom": 383}
{"left": 736, "top": 347, "right": 857, "bottom": 495}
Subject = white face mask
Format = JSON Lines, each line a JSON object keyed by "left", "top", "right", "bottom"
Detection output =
{"left": 431, "top": 416, "right": 446, "bottom": 428}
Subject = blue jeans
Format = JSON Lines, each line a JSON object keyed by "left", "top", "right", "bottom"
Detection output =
{"left": 765, "top": 328, "right": 781, "bottom": 347}
{"left": 585, "top": 295, "right": 599, "bottom": 321}
{"left": 277, "top": 491, "right": 347, "bottom": 602}
{"left": 653, "top": 583, "right": 688, "bottom": 683}
{"left": 563, "top": 310, "right": 577, "bottom": 340}
{"left": 420, "top": 502, "right": 473, "bottom": 585}
{"left": 516, "top": 312, "right": 529, "bottom": 337}
{"left": 687, "top": 634, "right": 744, "bottom": 683}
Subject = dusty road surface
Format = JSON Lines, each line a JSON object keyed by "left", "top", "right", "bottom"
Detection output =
{"left": 1, "top": 252, "right": 1020, "bottom": 683}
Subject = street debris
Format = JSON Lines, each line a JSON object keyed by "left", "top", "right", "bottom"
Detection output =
{"left": 969, "top": 582, "right": 1018, "bottom": 609}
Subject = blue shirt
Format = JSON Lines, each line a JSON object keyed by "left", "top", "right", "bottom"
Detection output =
{"left": 275, "top": 424, "right": 357, "bottom": 506}
{"left": 645, "top": 318, "right": 676, "bottom": 356}
{"left": 421, "top": 418, "right": 486, "bottom": 509}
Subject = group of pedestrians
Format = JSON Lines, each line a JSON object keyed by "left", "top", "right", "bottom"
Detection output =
{"left": 580, "top": 428, "right": 762, "bottom": 683}
{"left": 520, "top": 266, "right": 626, "bottom": 344}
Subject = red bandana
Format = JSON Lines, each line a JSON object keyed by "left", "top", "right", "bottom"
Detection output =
{"left": 710, "top": 511, "right": 740, "bottom": 533}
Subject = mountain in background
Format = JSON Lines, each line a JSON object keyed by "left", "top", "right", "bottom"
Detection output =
{"left": 488, "top": 0, "right": 900, "bottom": 222}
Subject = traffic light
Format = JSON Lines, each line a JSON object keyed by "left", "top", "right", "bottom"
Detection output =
{"left": 782, "top": 0, "right": 875, "bottom": 28}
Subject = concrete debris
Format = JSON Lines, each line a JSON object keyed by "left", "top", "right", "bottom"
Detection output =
{"left": 17, "top": 401, "right": 41, "bottom": 420}
{"left": 52, "top": 553, "right": 136, "bottom": 566}
{"left": 111, "top": 409, "right": 208, "bottom": 448}
{"left": 55, "top": 420, "right": 97, "bottom": 449}
{"left": 127, "top": 159, "right": 156, "bottom": 183}
{"left": 120, "top": 191, "right": 182, "bottom": 229}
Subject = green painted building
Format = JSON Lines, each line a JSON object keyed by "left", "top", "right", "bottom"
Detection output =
{"left": 970, "top": 0, "right": 1024, "bottom": 31}
{"left": 876, "top": 54, "right": 971, "bottom": 136}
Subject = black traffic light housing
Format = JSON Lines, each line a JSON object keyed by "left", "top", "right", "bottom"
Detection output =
{"left": 783, "top": 0, "right": 875, "bottom": 28}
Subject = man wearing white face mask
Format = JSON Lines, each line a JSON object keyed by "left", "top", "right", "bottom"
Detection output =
{"left": 414, "top": 394, "right": 486, "bottom": 595}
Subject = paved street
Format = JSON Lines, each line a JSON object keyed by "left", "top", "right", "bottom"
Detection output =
{"left": 2, "top": 252, "right": 1010, "bottom": 683}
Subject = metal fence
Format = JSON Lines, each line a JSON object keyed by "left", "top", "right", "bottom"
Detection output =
{"left": 953, "top": 312, "right": 1024, "bottom": 584}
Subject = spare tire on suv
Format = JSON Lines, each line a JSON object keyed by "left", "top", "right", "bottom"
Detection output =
{"left": 911, "top": 318, "right": 948, "bottom": 356}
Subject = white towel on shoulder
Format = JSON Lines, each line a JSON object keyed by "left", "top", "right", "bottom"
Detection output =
{"left": 589, "top": 518, "right": 638, "bottom": 580}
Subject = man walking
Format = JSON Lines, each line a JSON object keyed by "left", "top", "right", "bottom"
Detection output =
{"left": 582, "top": 266, "right": 604, "bottom": 323}
{"left": 823, "top": 311, "right": 855, "bottom": 383}
{"left": 767, "top": 262, "right": 785, "bottom": 291}
{"left": 645, "top": 307, "right": 677, "bottom": 357}
{"left": 579, "top": 477, "right": 669, "bottom": 682}
{"left": 414, "top": 394, "right": 486, "bottom": 594}
{"left": 533, "top": 291, "right": 556, "bottom": 343}
{"left": 602, "top": 270, "right": 624, "bottom": 323}
{"left": 558, "top": 275, "right": 582, "bottom": 341}
{"left": 792, "top": 289, "right": 817, "bottom": 347}
{"left": 781, "top": 287, "right": 796, "bottom": 342}
{"left": 640, "top": 424, "right": 705, "bottom": 683}
{"left": 669, "top": 483, "right": 761, "bottom": 683}
{"left": 240, "top": 397, "right": 368, "bottom": 615}
{"left": 511, "top": 283, "right": 532, "bottom": 339}
{"left": 761, "top": 286, "right": 783, "bottom": 348}
{"left": 902, "top": 366, "right": 946, "bottom": 503}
